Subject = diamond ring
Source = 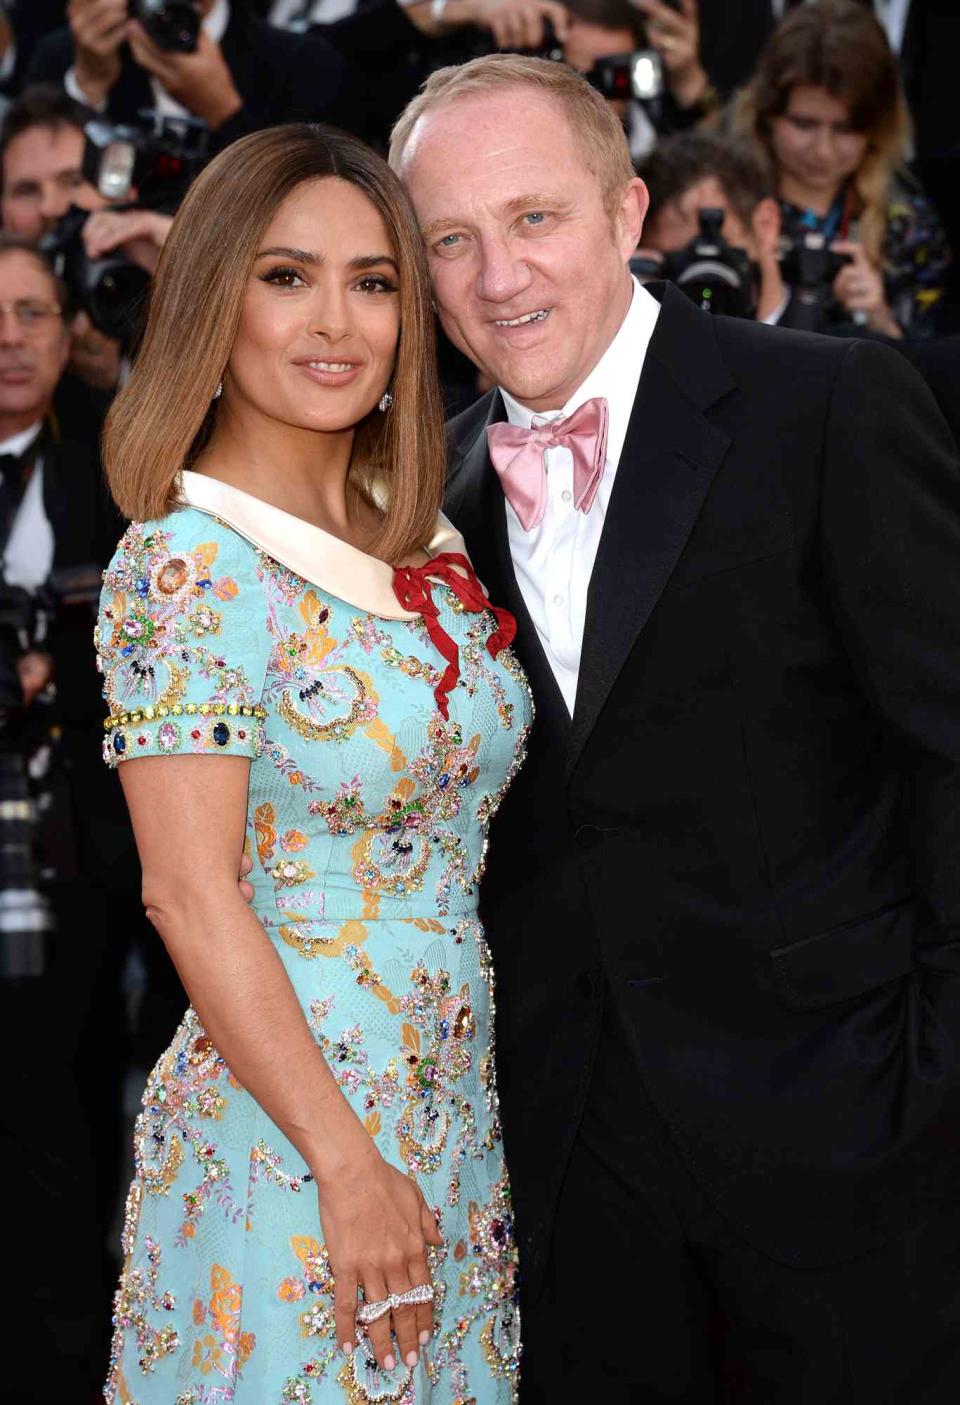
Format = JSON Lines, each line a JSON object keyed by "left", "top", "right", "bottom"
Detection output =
{"left": 357, "top": 1283, "right": 434, "bottom": 1325}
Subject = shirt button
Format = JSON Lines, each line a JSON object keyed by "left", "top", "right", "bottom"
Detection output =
{"left": 553, "top": 593, "right": 564, "bottom": 607}
{"left": 561, "top": 489, "right": 572, "bottom": 504}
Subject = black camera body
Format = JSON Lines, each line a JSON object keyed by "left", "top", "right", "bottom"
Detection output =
{"left": 587, "top": 51, "right": 665, "bottom": 104}
{"left": 585, "top": 0, "right": 680, "bottom": 103}
{"left": 129, "top": 0, "right": 201, "bottom": 53}
{"left": 40, "top": 112, "right": 209, "bottom": 345}
{"left": 777, "top": 225, "right": 853, "bottom": 333}
{"left": 631, "top": 208, "right": 759, "bottom": 319}
{"left": 0, "top": 583, "right": 45, "bottom": 722}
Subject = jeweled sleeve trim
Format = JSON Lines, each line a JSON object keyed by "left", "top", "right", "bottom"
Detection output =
{"left": 102, "top": 700, "right": 267, "bottom": 769}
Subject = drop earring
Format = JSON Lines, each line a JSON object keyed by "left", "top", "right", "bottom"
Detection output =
{"left": 213, "top": 380, "right": 223, "bottom": 400}
{"left": 378, "top": 390, "right": 394, "bottom": 412}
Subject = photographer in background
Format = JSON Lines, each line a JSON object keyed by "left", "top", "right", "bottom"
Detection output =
{"left": 25, "top": 0, "right": 350, "bottom": 151}
{"left": 0, "top": 233, "right": 120, "bottom": 1400}
{"left": 636, "top": 129, "right": 790, "bottom": 323}
{"left": 0, "top": 86, "right": 103, "bottom": 246}
{"left": 560, "top": 0, "right": 714, "bottom": 162}
{"left": 0, "top": 86, "right": 123, "bottom": 404}
{"left": 733, "top": 0, "right": 950, "bottom": 340}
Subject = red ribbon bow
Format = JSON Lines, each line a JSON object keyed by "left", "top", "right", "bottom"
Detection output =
{"left": 391, "top": 552, "right": 517, "bottom": 719}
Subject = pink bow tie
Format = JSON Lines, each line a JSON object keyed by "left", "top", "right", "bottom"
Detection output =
{"left": 486, "top": 396, "right": 609, "bottom": 532}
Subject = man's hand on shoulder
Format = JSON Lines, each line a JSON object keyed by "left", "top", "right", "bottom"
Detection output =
{"left": 127, "top": 24, "right": 243, "bottom": 130}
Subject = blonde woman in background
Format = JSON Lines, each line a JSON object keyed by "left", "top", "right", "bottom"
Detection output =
{"left": 734, "top": 0, "right": 950, "bottom": 339}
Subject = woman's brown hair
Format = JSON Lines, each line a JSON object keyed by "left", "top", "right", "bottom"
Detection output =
{"left": 733, "top": 0, "right": 910, "bottom": 267}
{"left": 105, "top": 124, "right": 445, "bottom": 565}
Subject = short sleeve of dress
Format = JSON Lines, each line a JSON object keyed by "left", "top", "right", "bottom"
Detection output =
{"left": 95, "top": 509, "right": 271, "bottom": 769}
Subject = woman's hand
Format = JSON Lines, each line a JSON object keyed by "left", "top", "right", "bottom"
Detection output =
{"left": 316, "top": 1141, "right": 443, "bottom": 1370}
{"left": 831, "top": 239, "right": 902, "bottom": 338}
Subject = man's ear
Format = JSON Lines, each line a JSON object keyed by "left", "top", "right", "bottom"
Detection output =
{"left": 751, "top": 196, "right": 781, "bottom": 260}
{"left": 618, "top": 176, "right": 650, "bottom": 259}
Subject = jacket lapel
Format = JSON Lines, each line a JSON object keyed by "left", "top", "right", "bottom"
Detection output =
{"left": 446, "top": 393, "right": 571, "bottom": 743}
{"left": 567, "top": 284, "right": 734, "bottom": 777}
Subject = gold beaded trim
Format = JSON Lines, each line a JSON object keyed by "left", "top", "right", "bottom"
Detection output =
{"left": 103, "top": 701, "right": 267, "bottom": 731}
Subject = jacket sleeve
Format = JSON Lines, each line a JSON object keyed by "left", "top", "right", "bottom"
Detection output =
{"left": 821, "top": 337, "right": 960, "bottom": 1074}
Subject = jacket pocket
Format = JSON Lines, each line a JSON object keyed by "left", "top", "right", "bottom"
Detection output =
{"left": 770, "top": 899, "right": 915, "bottom": 1012}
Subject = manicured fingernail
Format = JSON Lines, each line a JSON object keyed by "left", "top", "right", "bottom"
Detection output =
{"left": 419, "top": 1329, "right": 430, "bottom": 1345}
{"left": 384, "top": 1354, "right": 396, "bottom": 1372}
{"left": 405, "top": 1351, "right": 418, "bottom": 1367}
{"left": 341, "top": 1342, "right": 352, "bottom": 1355}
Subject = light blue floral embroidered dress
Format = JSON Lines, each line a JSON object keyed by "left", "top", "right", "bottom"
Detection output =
{"left": 95, "top": 472, "right": 531, "bottom": 1405}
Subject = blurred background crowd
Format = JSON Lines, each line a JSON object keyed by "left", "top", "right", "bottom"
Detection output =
{"left": 0, "top": 0, "right": 957, "bottom": 1398}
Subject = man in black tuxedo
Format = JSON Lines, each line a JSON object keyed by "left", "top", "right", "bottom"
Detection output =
{"left": 25, "top": 0, "right": 349, "bottom": 152}
{"left": 392, "top": 54, "right": 960, "bottom": 1401}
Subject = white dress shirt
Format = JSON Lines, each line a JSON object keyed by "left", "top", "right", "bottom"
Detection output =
{"left": 499, "top": 278, "right": 660, "bottom": 715}
{"left": 873, "top": 0, "right": 912, "bottom": 54}
{"left": 269, "top": 0, "right": 360, "bottom": 26}
{"left": 0, "top": 421, "right": 53, "bottom": 594}
{"left": 65, "top": 0, "right": 231, "bottom": 120}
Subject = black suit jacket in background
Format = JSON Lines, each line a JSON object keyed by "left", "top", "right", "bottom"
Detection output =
{"left": 24, "top": 1, "right": 350, "bottom": 153}
{"left": 40, "top": 421, "right": 136, "bottom": 888}
{"left": 5, "top": 1, "right": 67, "bottom": 94}
{"left": 445, "top": 283, "right": 960, "bottom": 1299}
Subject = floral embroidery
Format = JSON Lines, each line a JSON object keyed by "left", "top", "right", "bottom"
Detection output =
{"left": 96, "top": 522, "right": 267, "bottom": 768}
{"left": 98, "top": 510, "right": 529, "bottom": 1403}
{"left": 188, "top": 1263, "right": 256, "bottom": 1385}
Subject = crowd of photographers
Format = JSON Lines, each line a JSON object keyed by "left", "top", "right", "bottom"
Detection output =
{"left": 0, "top": 0, "right": 957, "bottom": 1398}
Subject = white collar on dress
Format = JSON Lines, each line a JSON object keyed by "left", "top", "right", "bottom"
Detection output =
{"left": 499, "top": 276, "right": 660, "bottom": 472}
{"left": 176, "top": 470, "right": 468, "bottom": 621}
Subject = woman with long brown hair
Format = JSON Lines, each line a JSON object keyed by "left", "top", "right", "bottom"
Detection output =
{"left": 95, "top": 123, "right": 528, "bottom": 1403}
{"left": 734, "top": 0, "right": 949, "bottom": 338}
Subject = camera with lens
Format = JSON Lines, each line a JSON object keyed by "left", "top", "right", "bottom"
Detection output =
{"left": 631, "top": 208, "right": 759, "bottom": 319}
{"left": 40, "top": 112, "right": 208, "bottom": 347}
{"left": 777, "top": 221, "right": 854, "bottom": 333}
{"left": 587, "top": 50, "right": 666, "bottom": 104}
{"left": 0, "top": 584, "right": 45, "bottom": 723}
{"left": 585, "top": 0, "right": 681, "bottom": 105}
{"left": 129, "top": 0, "right": 201, "bottom": 53}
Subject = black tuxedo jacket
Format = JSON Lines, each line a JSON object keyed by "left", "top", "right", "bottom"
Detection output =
{"left": 907, "top": 334, "right": 960, "bottom": 452}
{"left": 25, "top": 2, "right": 349, "bottom": 153}
{"left": 445, "top": 283, "right": 960, "bottom": 1298}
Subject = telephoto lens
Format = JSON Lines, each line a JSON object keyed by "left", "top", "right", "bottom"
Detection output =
{"left": 129, "top": 0, "right": 201, "bottom": 53}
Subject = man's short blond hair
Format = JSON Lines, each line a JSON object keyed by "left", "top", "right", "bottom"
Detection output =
{"left": 389, "top": 54, "right": 635, "bottom": 217}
